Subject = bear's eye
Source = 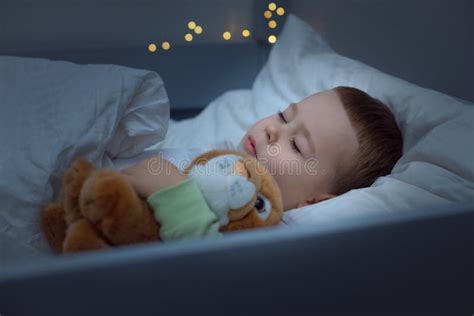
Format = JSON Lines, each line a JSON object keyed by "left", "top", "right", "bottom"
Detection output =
{"left": 254, "top": 193, "right": 272, "bottom": 221}
{"left": 255, "top": 196, "right": 265, "bottom": 212}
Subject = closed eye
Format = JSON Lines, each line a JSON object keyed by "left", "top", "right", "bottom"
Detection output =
{"left": 291, "top": 138, "right": 302, "bottom": 154}
{"left": 278, "top": 111, "right": 287, "bottom": 123}
{"left": 279, "top": 111, "right": 302, "bottom": 155}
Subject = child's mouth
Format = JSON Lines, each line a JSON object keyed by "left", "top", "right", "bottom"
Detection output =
{"left": 244, "top": 136, "right": 257, "bottom": 157}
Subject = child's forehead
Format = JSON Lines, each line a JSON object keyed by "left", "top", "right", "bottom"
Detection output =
{"left": 296, "top": 91, "right": 359, "bottom": 166}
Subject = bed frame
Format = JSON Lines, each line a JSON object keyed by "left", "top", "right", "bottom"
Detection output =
{"left": 1, "top": 203, "right": 472, "bottom": 314}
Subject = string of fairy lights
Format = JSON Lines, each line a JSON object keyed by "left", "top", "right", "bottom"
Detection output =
{"left": 147, "top": 2, "right": 286, "bottom": 53}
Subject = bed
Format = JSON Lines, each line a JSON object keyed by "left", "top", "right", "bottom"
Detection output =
{"left": 0, "top": 5, "right": 473, "bottom": 315}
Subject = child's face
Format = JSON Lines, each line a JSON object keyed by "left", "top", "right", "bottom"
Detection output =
{"left": 238, "top": 90, "right": 359, "bottom": 210}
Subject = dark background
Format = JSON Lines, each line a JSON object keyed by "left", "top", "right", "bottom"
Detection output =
{"left": 1, "top": 0, "right": 472, "bottom": 112}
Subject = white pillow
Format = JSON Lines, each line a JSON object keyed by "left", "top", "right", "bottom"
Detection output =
{"left": 161, "top": 89, "right": 253, "bottom": 149}
{"left": 161, "top": 14, "right": 473, "bottom": 225}
{"left": 0, "top": 56, "right": 169, "bottom": 262}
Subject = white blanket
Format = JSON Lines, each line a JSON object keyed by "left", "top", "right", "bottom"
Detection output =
{"left": 0, "top": 56, "right": 169, "bottom": 264}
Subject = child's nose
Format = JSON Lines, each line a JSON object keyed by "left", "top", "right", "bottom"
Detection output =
{"left": 265, "top": 125, "right": 279, "bottom": 143}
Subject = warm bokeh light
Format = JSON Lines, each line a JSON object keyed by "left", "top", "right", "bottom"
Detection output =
{"left": 276, "top": 7, "right": 285, "bottom": 16}
{"left": 223, "top": 31, "right": 232, "bottom": 40}
{"left": 161, "top": 41, "right": 170, "bottom": 50}
{"left": 148, "top": 43, "right": 157, "bottom": 52}
{"left": 146, "top": 6, "right": 285, "bottom": 52}
{"left": 187, "top": 21, "right": 196, "bottom": 30}
{"left": 194, "top": 25, "right": 203, "bottom": 34}
{"left": 185, "top": 33, "right": 193, "bottom": 42}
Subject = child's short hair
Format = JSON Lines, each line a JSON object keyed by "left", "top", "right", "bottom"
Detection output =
{"left": 332, "top": 86, "right": 403, "bottom": 195}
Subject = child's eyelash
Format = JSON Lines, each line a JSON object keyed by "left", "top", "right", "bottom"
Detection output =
{"left": 278, "top": 110, "right": 301, "bottom": 155}
{"left": 278, "top": 111, "right": 287, "bottom": 123}
{"left": 278, "top": 111, "right": 301, "bottom": 154}
{"left": 291, "top": 138, "right": 301, "bottom": 153}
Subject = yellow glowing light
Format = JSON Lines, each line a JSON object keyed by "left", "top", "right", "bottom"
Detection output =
{"left": 188, "top": 21, "right": 196, "bottom": 30}
{"left": 148, "top": 43, "right": 157, "bottom": 52}
{"left": 161, "top": 41, "right": 170, "bottom": 50}
{"left": 268, "top": 35, "right": 277, "bottom": 44}
{"left": 268, "top": 20, "right": 277, "bottom": 29}
{"left": 276, "top": 7, "right": 285, "bottom": 16}
{"left": 185, "top": 33, "right": 193, "bottom": 42}
{"left": 223, "top": 31, "right": 232, "bottom": 40}
{"left": 268, "top": 2, "right": 277, "bottom": 11}
{"left": 194, "top": 25, "right": 203, "bottom": 34}
{"left": 264, "top": 10, "right": 272, "bottom": 19}
{"left": 242, "top": 29, "right": 251, "bottom": 38}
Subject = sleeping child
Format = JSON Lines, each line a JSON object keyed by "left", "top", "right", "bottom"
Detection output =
{"left": 121, "top": 86, "right": 403, "bottom": 238}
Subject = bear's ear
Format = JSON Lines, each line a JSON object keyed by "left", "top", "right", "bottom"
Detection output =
{"left": 183, "top": 150, "right": 223, "bottom": 174}
{"left": 183, "top": 149, "right": 247, "bottom": 174}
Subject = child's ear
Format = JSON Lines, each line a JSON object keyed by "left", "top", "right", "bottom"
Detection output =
{"left": 296, "top": 193, "right": 337, "bottom": 208}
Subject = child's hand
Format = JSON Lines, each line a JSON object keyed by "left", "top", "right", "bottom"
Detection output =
{"left": 120, "top": 157, "right": 187, "bottom": 198}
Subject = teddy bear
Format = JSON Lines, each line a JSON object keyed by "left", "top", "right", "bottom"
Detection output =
{"left": 42, "top": 149, "right": 283, "bottom": 253}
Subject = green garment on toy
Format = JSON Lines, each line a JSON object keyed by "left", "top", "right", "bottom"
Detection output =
{"left": 147, "top": 178, "right": 222, "bottom": 240}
